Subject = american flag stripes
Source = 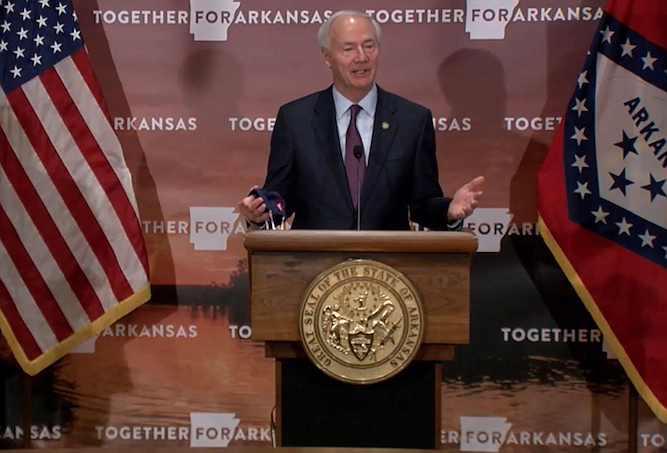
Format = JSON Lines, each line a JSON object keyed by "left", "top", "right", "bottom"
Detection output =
{"left": 0, "top": 0, "right": 150, "bottom": 374}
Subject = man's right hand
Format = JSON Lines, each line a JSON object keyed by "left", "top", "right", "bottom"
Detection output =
{"left": 237, "top": 185, "right": 271, "bottom": 224}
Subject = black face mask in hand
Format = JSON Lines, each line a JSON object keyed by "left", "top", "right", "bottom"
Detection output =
{"left": 249, "top": 188, "right": 286, "bottom": 230}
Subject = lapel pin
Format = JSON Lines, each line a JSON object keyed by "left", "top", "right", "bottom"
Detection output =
{"left": 381, "top": 122, "right": 390, "bottom": 130}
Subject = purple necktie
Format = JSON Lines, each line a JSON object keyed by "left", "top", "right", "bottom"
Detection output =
{"left": 345, "top": 104, "right": 365, "bottom": 209}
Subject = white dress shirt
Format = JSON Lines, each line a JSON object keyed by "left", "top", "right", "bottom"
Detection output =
{"left": 332, "top": 85, "right": 378, "bottom": 165}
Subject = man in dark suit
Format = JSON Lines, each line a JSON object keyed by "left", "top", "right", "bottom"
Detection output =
{"left": 238, "top": 10, "right": 483, "bottom": 230}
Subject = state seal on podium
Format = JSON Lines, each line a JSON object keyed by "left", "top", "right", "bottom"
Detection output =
{"left": 299, "top": 259, "right": 424, "bottom": 384}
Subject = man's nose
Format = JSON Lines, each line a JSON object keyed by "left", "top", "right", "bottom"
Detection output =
{"left": 354, "top": 46, "right": 369, "bottom": 62}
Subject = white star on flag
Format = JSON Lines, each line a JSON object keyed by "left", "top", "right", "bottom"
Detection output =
{"left": 4, "top": 1, "right": 15, "bottom": 13}
{"left": 53, "top": 21, "right": 64, "bottom": 33}
{"left": 50, "top": 41, "right": 62, "bottom": 53}
{"left": 0, "top": 40, "right": 7, "bottom": 52}
{"left": 574, "top": 181, "right": 592, "bottom": 199}
{"left": 10, "top": 65, "right": 22, "bottom": 78}
{"left": 572, "top": 98, "right": 588, "bottom": 117}
{"left": 572, "top": 154, "right": 589, "bottom": 173}
{"left": 38, "top": 0, "right": 50, "bottom": 7}
{"left": 1, "top": 21, "right": 10, "bottom": 32}
{"left": 600, "top": 25, "right": 615, "bottom": 44}
{"left": 19, "top": 7, "right": 30, "bottom": 20}
{"left": 13, "top": 46, "right": 25, "bottom": 58}
{"left": 642, "top": 51, "right": 657, "bottom": 70}
{"left": 17, "top": 27, "right": 28, "bottom": 39}
{"left": 31, "top": 53, "right": 42, "bottom": 66}
{"left": 55, "top": 2, "right": 66, "bottom": 14}
{"left": 620, "top": 38, "right": 636, "bottom": 57}
{"left": 663, "top": 246, "right": 667, "bottom": 259}
{"left": 36, "top": 15, "right": 47, "bottom": 27}
{"left": 70, "top": 28, "right": 80, "bottom": 41}
{"left": 591, "top": 206, "right": 610, "bottom": 224}
{"left": 616, "top": 217, "right": 633, "bottom": 236}
{"left": 571, "top": 126, "right": 588, "bottom": 145}
{"left": 638, "top": 230, "right": 656, "bottom": 248}
{"left": 577, "top": 70, "right": 589, "bottom": 89}
{"left": 34, "top": 34, "right": 44, "bottom": 46}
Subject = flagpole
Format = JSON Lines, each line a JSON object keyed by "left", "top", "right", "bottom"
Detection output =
{"left": 628, "top": 382, "right": 638, "bottom": 453}
{"left": 21, "top": 373, "right": 31, "bottom": 449}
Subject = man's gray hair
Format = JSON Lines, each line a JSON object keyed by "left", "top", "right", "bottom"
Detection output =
{"left": 317, "top": 10, "right": 381, "bottom": 51}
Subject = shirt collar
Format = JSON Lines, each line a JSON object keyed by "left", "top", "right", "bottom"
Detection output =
{"left": 332, "top": 84, "right": 378, "bottom": 120}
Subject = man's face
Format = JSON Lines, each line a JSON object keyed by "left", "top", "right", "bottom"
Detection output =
{"left": 323, "top": 15, "right": 379, "bottom": 101}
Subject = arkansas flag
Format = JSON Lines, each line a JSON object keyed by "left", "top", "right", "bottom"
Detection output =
{"left": 0, "top": 0, "right": 150, "bottom": 374}
{"left": 538, "top": 0, "right": 667, "bottom": 422}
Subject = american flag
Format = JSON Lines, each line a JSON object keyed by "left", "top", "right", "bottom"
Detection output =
{"left": 0, "top": 0, "right": 150, "bottom": 374}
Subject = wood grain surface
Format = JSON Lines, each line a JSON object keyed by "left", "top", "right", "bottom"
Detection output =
{"left": 247, "top": 232, "right": 472, "bottom": 346}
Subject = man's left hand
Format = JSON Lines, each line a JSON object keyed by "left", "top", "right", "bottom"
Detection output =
{"left": 447, "top": 176, "right": 485, "bottom": 221}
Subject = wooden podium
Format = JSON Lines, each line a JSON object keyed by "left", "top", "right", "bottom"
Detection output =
{"left": 245, "top": 230, "right": 476, "bottom": 449}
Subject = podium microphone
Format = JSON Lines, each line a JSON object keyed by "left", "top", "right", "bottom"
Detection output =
{"left": 353, "top": 145, "right": 363, "bottom": 231}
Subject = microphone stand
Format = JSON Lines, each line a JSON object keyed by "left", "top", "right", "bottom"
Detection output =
{"left": 353, "top": 145, "right": 363, "bottom": 231}
{"left": 356, "top": 162, "right": 361, "bottom": 231}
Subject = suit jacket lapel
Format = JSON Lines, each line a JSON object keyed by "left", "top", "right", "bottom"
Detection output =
{"left": 312, "top": 87, "right": 354, "bottom": 212}
{"left": 362, "top": 86, "right": 398, "bottom": 208}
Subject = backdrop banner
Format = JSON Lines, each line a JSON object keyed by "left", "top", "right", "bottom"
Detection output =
{"left": 1, "top": 0, "right": 664, "bottom": 451}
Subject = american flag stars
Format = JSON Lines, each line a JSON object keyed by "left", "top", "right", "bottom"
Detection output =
{"left": 0, "top": 0, "right": 81, "bottom": 91}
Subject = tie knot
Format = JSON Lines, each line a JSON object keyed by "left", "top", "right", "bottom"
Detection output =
{"left": 349, "top": 104, "right": 362, "bottom": 120}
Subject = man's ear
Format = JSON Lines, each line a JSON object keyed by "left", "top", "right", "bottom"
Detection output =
{"left": 322, "top": 49, "right": 332, "bottom": 69}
